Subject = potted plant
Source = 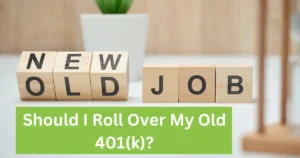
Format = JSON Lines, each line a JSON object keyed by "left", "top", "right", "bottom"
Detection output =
{"left": 80, "top": 0, "right": 149, "bottom": 82}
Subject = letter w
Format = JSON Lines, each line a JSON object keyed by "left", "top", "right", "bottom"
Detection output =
{"left": 99, "top": 54, "right": 122, "bottom": 70}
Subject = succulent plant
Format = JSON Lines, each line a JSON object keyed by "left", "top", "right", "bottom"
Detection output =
{"left": 95, "top": 0, "right": 134, "bottom": 14}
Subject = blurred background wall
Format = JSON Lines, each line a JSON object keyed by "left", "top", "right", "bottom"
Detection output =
{"left": 0, "top": 0, "right": 295, "bottom": 54}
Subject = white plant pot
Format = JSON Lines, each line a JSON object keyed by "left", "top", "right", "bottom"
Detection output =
{"left": 80, "top": 14, "right": 149, "bottom": 82}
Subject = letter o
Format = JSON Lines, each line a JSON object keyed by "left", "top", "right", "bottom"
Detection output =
{"left": 199, "top": 114, "right": 210, "bottom": 126}
{"left": 188, "top": 75, "right": 206, "bottom": 95}
{"left": 128, "top": 114, "right": 139, "bottom": 126}
{"left": 44, "top": 117, "right": 52, "bottom": 126}
{"left": 26, "top": 76, "right": 45, "bottom": 96}
{"left": 104, "top": 117, "right": 112, "bottom": 126}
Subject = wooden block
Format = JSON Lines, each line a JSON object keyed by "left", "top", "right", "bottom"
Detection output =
{"left": 90, "top": 51, "right": 129, "bottom": 101}
{"left": 216, "top": 65, "right": 253, "bottom": 103}
{"left": 53, "top": 52, "right": 92, "bottom": 101}
{"left": 179, "top": 65, "right": 216, "bottom": 103}
{"left": 143, "top": 65, "right": 178, "bottom": 103}
{"left": 243, "top": 125, "right": 300, "bottom": 155}
{"left": 17, "top": 51, "right": 57, "bottom": 100}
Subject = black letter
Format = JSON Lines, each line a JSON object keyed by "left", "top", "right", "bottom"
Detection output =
{"left": 64, "top": 77, "right": 80, "bottom": 96}
{"left": 188, "top": 75, "right": 206, "bottom": 95}
{"left": 151, "top": 75, "right": 163, "bottom": 95}
{"left": 26, "top": 76, "right": 45, "bottom": 96}
{"left": 101, "top": 77, "right": 119, "bottom": 96}
{"left": 26, "top": 53, "right": 45, "bottom": 69}
{"left": 228, "top": 75, "right": 243, "bottom": 94}
{"left": 65, "top": 54, "right": 81, "bottom": 69}
{"left": 99, "top": 54, "right": 122, "bottom": 70}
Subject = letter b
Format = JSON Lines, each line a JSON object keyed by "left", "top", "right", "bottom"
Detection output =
{"left": 227, "top": 75, "right": 243, "bottom": 94}
{"left": 216, "top": 65, "right": 253, "bottom": 103}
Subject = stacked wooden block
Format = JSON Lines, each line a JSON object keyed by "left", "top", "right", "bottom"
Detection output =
{"left": 17, "top": 51, "right": 253, "bottom": 102}
{"left": 143, "top": 65, "right": 253, "bottom": 103}
{"left": 17, "top": 51, "right": 129, "bottom": 101}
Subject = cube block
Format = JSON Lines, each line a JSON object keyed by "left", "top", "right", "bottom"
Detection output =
{"left": 16, "top": 51, "right": 57, "bottom": 101}
{"left": 142, "top": 65, "right": 179, "bottom": 103}
{"left": 216, "top": 65, "right": 253, "bottom": 103}
{"left": 179, "top": 65, "right": 216, "bottom": 103}
{"left": 53, "top": 52, "right": 93, "bottom": 101}
{"left": 90, "top": 51, "right": 129, "bottom": 101}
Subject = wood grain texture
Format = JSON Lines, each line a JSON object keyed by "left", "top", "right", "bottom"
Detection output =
{"left": 257, "top": 0, "right": 267, "bottom": 133}
{"left": 179, "top": 65, "right": 216, "bottom": 103}
{"left": 280, "top": 0, "right": 290, "bottom": 126}
{"left": 0, "top": 0, "right": 99, "bottom": 53}
{"left": 90, "top": 51, "right": 129, "bottom": 101}
{"left": 53, "top": 52, "right": 93, "bottom": 101}
{"left": 243, "top": 125, "right": 300, "bottom": 155}
{"left": 17, "top": 51, "right": 57, "bottom": 100}
{"left": 216, "top": 65, "right": 253, "bottom": 103}
{"left": 142, "top": 65, "right": 179, "bottom": 103}
{"left": 145, "top": 0, "right": 202, "bottom": 54}
{"left": 0, "top": 0, "right": 295, "bottom": 54}
{"left": 200, "top": 0, "right": 257, "bottom": 54}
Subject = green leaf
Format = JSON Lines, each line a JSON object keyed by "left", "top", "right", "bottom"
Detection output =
{"left": 115, "top": 0, "right": 123, "bottom": 13}
{"left": 95, "top": 0, "right": 107, "bottom": 14}
{"left": 117, "top": 0, "right": 134, "bottom": 13}
{"left": 103, "top": 0, "right": 117, "bottom": 14}
{"left": 95, "top": 0, "right": 134, "bottom": 14}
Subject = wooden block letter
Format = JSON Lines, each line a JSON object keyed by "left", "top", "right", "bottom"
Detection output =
{"left": 179, "top": 65, "right": 216, "bottom": 103}
{"left": 17, "top": 51, "right": 57, "bottom": 100}
{"left": 143, "top": 65, "right": 178, "bottom": 103}
{"left": 216, "top": 65, "right": 253, "bottom": 103}
{"left": 53, "top": 52, "right": 92, "bottom": 101}
{"left": 90, "top": 51, "right": 129, "bottom": 101}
